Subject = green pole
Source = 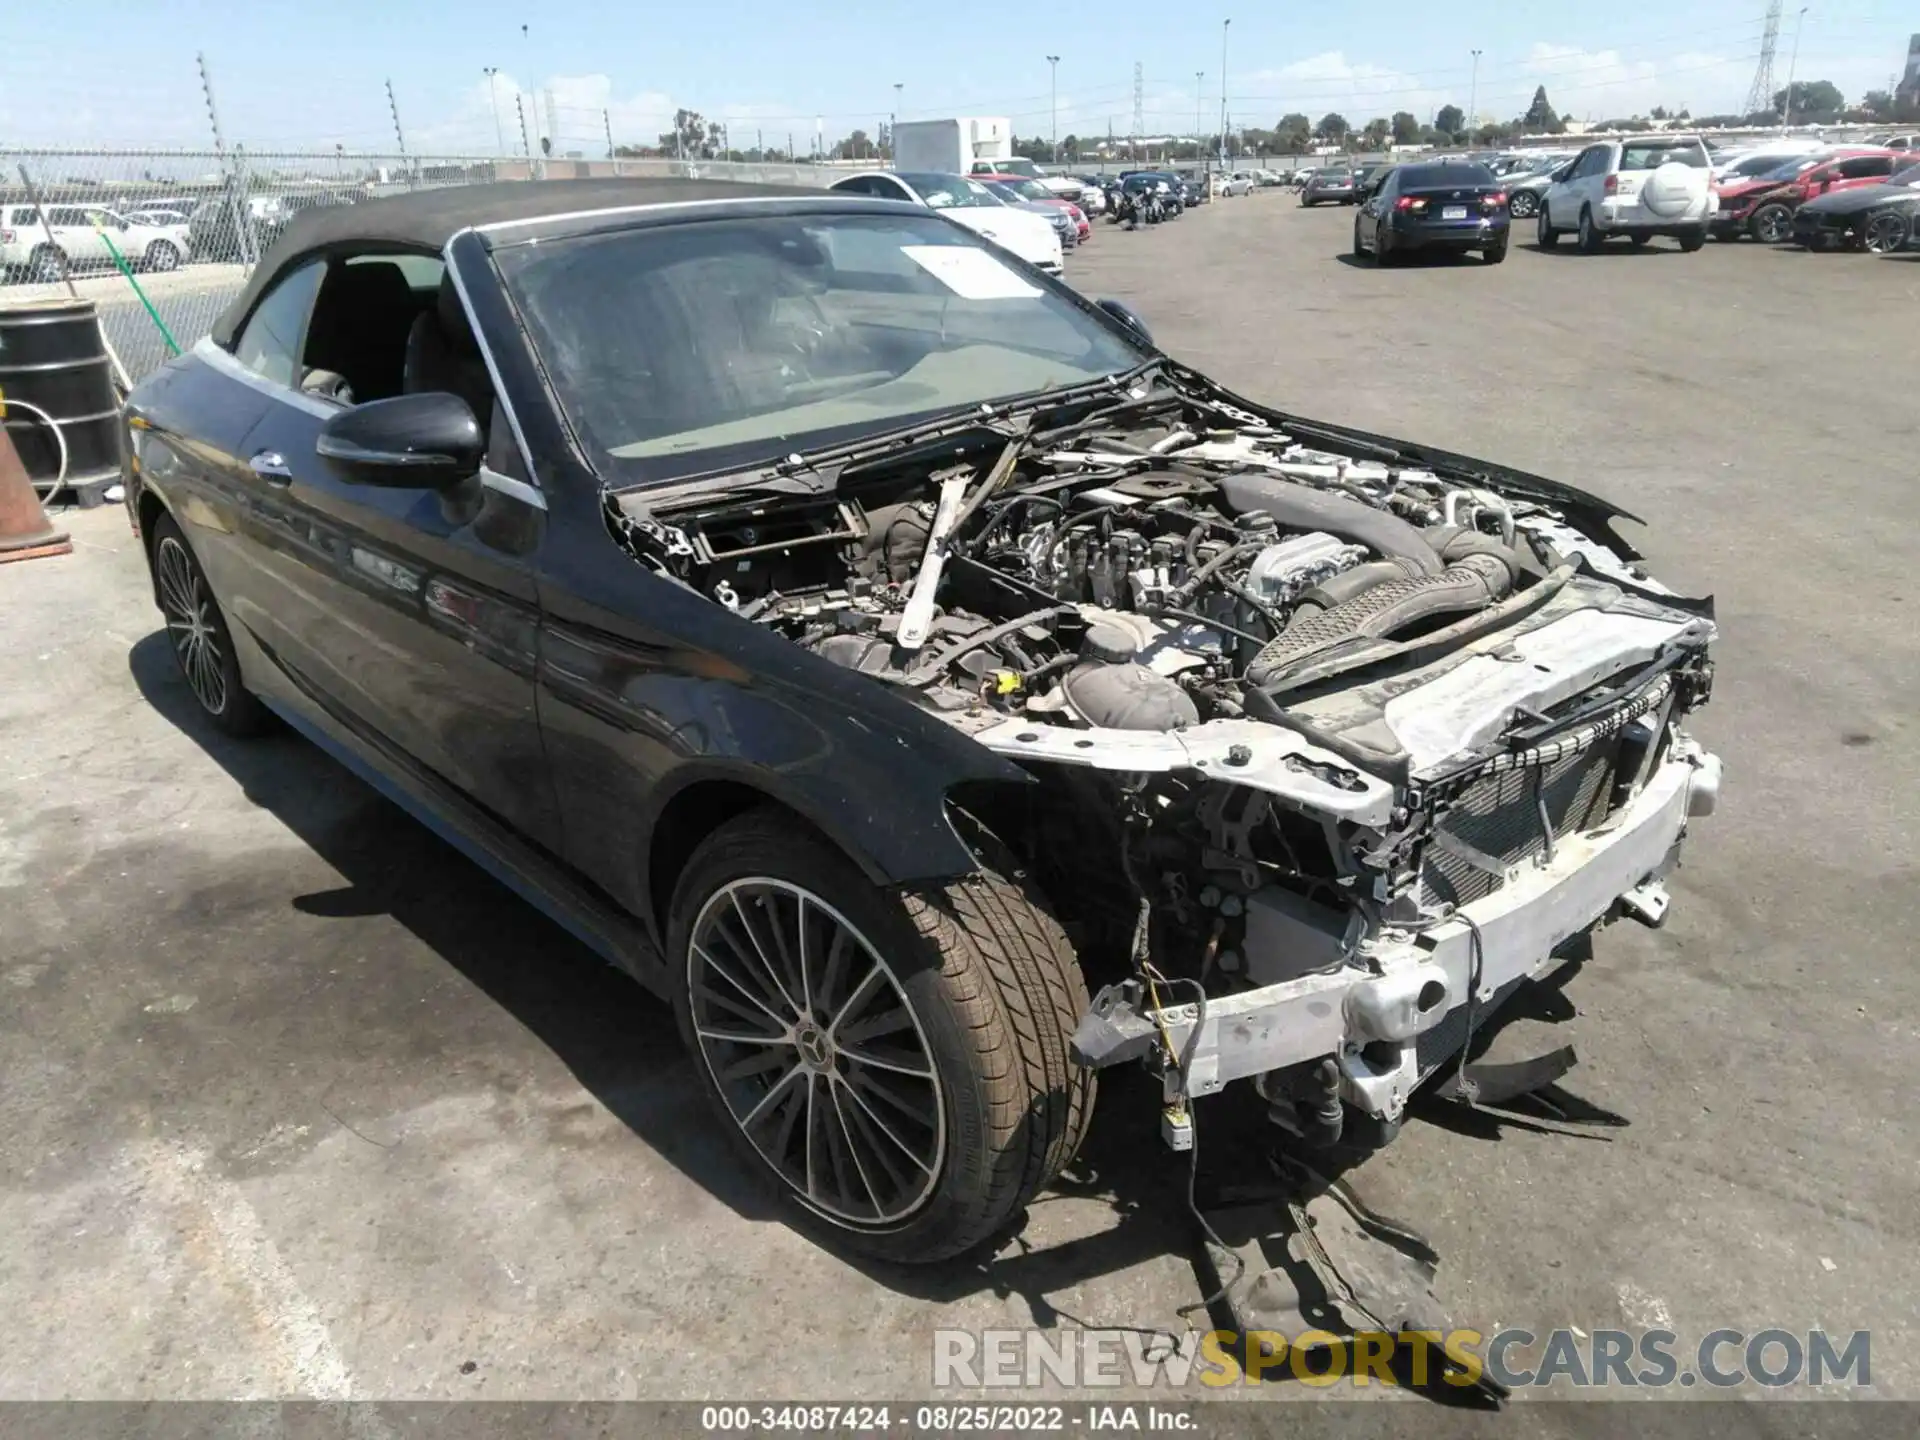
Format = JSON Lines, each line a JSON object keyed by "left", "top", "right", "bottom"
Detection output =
{"left": 95, "top": 223, "right": 181, "bottom": 357}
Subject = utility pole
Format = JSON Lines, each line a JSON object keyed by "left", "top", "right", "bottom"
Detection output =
{"left": 604, "top": 108, "right": 614, "bottom": 159}
{"left": 515, "top": 92, "right": 532, "bottom": 162}
{"left": 893, "top": 82, "right": 903, "bottom": 161}
{"left": 1047, "top": 56, "right": 1061, "bottom": 164}
{"left": 196, "top": 50, "right": 260, "bottom": 271}
{"left": 1219, "top": 19, "right": 1231, "bottom": 171}
{"left": 1468, "top": 49, "right": 1482, "bottom": 138}
{"left": 520, "top": 23, "right": 542, "bottom": 172}
{"left": 1195, "top": 72, "right": 1204, "bottom": 159}
{"left": 1783, "top": 6, "right": 1809, "bottom": 126}
{"left": 483, "top": 68, "right": 507, "bottom": 155}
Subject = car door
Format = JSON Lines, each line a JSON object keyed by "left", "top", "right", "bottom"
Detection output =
{"left": 1554, "top": 148, "right": 1597, "bottom": 224}
{"left": 1359, "top": 168, "right": 1393, "bottom": 247}
{"left": 227, "top": 250, "right": 564, "bottom": 853}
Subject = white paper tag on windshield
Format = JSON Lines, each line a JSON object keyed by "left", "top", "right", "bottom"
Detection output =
{"left": 901, "top": 245, "right": 1043, "bottom": 299}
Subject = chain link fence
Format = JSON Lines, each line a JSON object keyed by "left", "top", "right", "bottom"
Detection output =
{"left": 0, "top": 147, "right": 849, "bottom": 384}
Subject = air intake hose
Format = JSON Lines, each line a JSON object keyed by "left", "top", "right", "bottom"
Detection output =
{"left": 1246, "top": 553, "right": 1514, "bottom": 685}
{"left": 1218, "top": 473, "right": 1444, "bottom": 575}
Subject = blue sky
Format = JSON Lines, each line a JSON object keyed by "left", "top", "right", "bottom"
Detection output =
{"left": 3, "top": 0, "right": 1914, "bottom": 154}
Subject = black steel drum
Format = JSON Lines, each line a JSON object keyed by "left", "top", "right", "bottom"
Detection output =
{"left": 0, "top": 298, "right": 123, "bottom": 495}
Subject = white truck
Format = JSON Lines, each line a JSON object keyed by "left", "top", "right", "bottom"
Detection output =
{"left": 892, "top": 118, "right": 1086, "bottom": 202}
{"left": 892, "top": 118, "right": 1015, "bottom": 176}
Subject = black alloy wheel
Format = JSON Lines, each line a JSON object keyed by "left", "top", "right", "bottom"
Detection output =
{"left": 149, "top": 514, "right": 271, "bottom": 736}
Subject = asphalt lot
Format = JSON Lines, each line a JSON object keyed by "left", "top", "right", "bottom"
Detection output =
{"left": 3, "top": 192, "right": 1917, "bottom": 1407}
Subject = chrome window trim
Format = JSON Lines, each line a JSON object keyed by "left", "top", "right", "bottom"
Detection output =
{"left": 441, "top": 234, "right": 541, "bottom": 498}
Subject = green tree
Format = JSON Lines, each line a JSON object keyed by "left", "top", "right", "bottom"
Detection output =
{"left": 1774, "top": 79, "right": 1844, "bottom": 118}
{"left": 1361, "top": 117, "right": 1390, "bottom": 150}
{"left": 1275, "top": 112, "right": 1312, "bottom": 151}
{"left": 1315, "top": 112, "right": 1350, "bottom": 143}
{"left": 1391, "top": 110, "right": 1421, "bottom": 144}
{"left": 1435, "top": 103, "right": 1465, "bottom": 137}
{"left": 1523, "top": 86, "right": 1565, "bottom": 134}
{"left": 1861, "top": 88, "right": 1893, "bottom": 117}
{"left": 658, "top": 108, "right": 709, "bottom": 157}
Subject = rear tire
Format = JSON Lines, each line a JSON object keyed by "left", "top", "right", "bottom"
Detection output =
{"left": 1864, "top": 210, "right": 1908, "bottom": 254}
{"left": 1677, "top": 227, "right": 1706, "bottom": 253}
{"left": 1577, "top": 206, "right": 1604, "bottom": 253}
{"left": 1508, "top": 191, "right": 1537, "bottom": 220}
{"left": 148, "top": 514, "right": 273, "bottom": 737}
{"left": 1352, "top": 216, "right": 1366, "bottom": 257}
{"left": 144, "top": 240, "right": 180, "bottom": 272}
{"left": 1484, "top": 235, "right": 1509, "bottom": 263}
{"left": 668, "top": 809, "right": 1096, "bottom": 1264}
{"left": 1537, "top": 206, "right": 1559, "bottom": 248}
{"left": 1630, "top": 233, "right": 1651, "bottom": 248}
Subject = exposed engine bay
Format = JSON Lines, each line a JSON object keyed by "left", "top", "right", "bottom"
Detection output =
{"left": 612, "top": 371, "right": 1722, "bottom": 1145}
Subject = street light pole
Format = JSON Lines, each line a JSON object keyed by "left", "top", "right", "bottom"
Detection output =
{"left": 1195, "top": 71, "right": 1204, "bottom": 160}
{"left": 1047, "top": 56, "right": 1061, "bottom": 165}
{"left": 1468, "top": 49, "right": 1482, "bottom": 140}
{"left": 892, "top": 82, "right": 903, "bottom": 160}
{"left": 483, "top": 68, "right": 506, "bottom": 156}
{"left": 1219, "top": 19, "right": 1231, "bottom": 171}
{"left": 1784, "top": 7, "right": 1809, "bottom": 127}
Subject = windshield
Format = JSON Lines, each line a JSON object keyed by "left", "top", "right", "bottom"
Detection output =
{"left": 1726, "top": 151, "right": 1811, "bottom": 179}
{"left": 497, "top": 213, "right": 1146, "bottom": 484}
{"left": 998, "top": 177, "right": 1053, "bottom": 202}
{"left": 899, "top": 173, "right": 1000, "bottom": 210}
{"left": 989, "top": 158, "right": 1043, "bottom": 180}
{"left": 1756, "top": 157, "right": 1822, "bottom": 182}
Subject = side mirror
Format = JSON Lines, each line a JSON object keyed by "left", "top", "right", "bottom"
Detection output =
{"left": 1095, "top": 297, "right": 1154, "bottom": 347}
{"left": 316, "top": 392, "right": 483, "bottom": 489}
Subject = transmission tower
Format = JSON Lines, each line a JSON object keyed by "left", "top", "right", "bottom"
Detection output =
{"left": 1132, "top": 62, "right": 1145, "bottom": 153}
{"left": 1744, "top": 0, "right": 1783, "bottom": 118}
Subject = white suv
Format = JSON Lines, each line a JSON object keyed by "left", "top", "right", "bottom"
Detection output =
{"left": 1, "top": 204, "right": 192, "bottom": 282}
{"left": 1538, "top": 135, "right": 1715, "bottom": 252}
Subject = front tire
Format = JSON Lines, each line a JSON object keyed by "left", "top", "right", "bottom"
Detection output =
{"left": 144, "top": 240, "right": 180, "bottom": 272}
{"left": 1864, "top": 210, "right": 1908, "bottom": 254}
{"left": 1537, "top": 206, "right": 1559, "bottom": 248}
{"left": 669, "top": 809, "right": 1095, "bottom": 1264}
{"left": 148, "top": 514, "right": 273, "bottom": 737}
{"left": 1750, "top": 204, "right": 1792, "bottom": 244}
{"left": 30, "top": 245, "right": 67, "bottom": 284}
{"left": 1677, "top": 227, "right": 1706, "bottom": 253}
{"left": 1508, "top": 191, "right": 1537, "bottom": 220}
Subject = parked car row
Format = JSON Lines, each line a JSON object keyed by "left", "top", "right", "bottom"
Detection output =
{"left": 0, "top": 203, "right": 194, "bottom": 282}
{"left": 1304, "top": 131, "right": 1920, "bottom": 263}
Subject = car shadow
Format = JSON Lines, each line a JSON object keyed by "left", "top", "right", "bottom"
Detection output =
{"left": 129, "top": 625, "right": 1633, "bottom": 1344}
{"left": 1334, "top": 249, "right": 1500, "bottom": 269}
{"left": 1527, "top": 240, "right": 1689, "bottom": 256}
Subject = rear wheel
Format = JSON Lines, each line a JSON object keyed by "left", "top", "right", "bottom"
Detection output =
{"left": 1749, "top": 204, "right": 1792, "bottom": 244}
{"left": 1630, "top": 233, "right": 1651, "bottom": 248}
{"left": 669, "top": 809, "right": 1095, "bottom": 1264}
{"left": 148, "top": 514, "right": 273, "bottom": 737}
{"left": 1577, "top": 206, "right": 1604, "bottom": 253}
{"left": 1508, "top": 191, "right": 1537, "bottom": 220}
{"left": 1484, "top": 234, "right": 1509, "bottom": 264}
{"left": 143, "top": 240, "right": 180, "bottom": 272}
{"left": 1537, "top": 206, "right": 1559, "bottom": 248}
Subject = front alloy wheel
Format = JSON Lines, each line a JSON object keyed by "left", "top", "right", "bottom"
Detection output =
{"left": 671, "top": 809, "right": 1095, "bottom": 1263}
{"left": 1508, "top": 191, "right": 1537, "bottom": 219}
{"left": 1750, "top": 203, "right": 1793, "bottom": 244}
{"left": 1864, "top": 210, "right": 1908, "bottom": 254}
{"left": 688, "top": 878, "right": 944, "bottom": 1226}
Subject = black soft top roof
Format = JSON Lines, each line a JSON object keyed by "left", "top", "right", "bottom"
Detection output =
{"left": 209, "top": 177, "right": 819, "bottom": 347}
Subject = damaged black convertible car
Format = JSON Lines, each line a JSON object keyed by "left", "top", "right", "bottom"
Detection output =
{"left": 124, "top": 180, "right": 1722, "bottom": 1263}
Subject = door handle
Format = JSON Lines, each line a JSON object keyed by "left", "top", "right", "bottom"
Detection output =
{"left": 249, "top": 450, "right": 292, "bottom": 483}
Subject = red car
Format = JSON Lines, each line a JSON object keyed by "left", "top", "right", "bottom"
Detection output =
{"left": 1714, "top": 149, "right": 1902, "bottom": 243}
{"left": 974, "top": 173, "right": 1092, "bottom": 241}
